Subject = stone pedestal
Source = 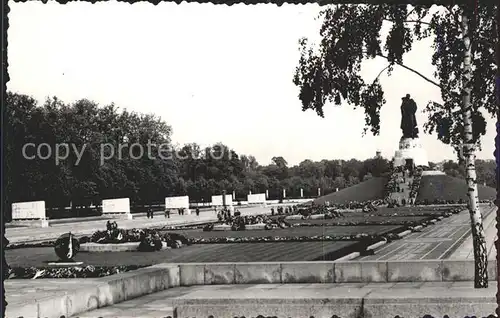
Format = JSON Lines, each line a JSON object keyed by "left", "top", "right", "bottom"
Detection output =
{"left": 393, "top": 138, "right": 429, "bottom": 168}
{"left": 11, "top": 218, "right": 50, "bottom": 228}
{"left": 104, "top": 213, "right": 134, "bottom": 220}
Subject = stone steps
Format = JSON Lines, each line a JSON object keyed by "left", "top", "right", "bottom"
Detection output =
{"left": 73, "top": 282, "right": 497, "bottom": 318}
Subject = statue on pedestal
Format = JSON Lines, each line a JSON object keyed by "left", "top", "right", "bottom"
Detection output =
{"left": 400, "top": 94, "right": 419, "bottom": 139}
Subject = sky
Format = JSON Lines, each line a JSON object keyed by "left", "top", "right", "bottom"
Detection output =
{"left": 7, "top": 1, "right": 497, "bottom": 166}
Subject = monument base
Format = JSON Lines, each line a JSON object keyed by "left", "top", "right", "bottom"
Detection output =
{"left": 393, "top": 138, "right": 429, "bottom": 168}
{"left": 103, "top": 213, "right": 134, "bottom": 220}
{"left": 47, "top": 261, "right": 84, "bottom": 267}
{"left": 422, "top": 170, "right": 446, "bottom": 176}
{"left": 11, "top": 219, "right": 50, "bottom": 228}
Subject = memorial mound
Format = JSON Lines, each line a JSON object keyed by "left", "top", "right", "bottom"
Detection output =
{"left": 312, "top": 177, "right": 388, "bottom": 206}
{"left": 416, "top": 175, "right": 496, "bottom": 204}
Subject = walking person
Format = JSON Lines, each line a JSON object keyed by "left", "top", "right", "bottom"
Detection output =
{"left": 165, "top": 209, "right": 170, "bottom": 218}
{"left": 196, "top": 207, "right": 200, "bottom": 216}
{"left": 146, "top": 206, "right": 152, "bottom": 219}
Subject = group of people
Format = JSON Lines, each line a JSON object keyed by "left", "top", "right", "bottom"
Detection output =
{"left": 145, "top": 207, "right": 201, "bottom": 219}
{"left": 104, "top": 220, "right": 123, "bottom": 241}
{"left": 396, "top": 165, "right": 414, "bottom": 178}
{"left": 217, "top": 207, "right": 236, "bottom": 223}
{"left": 270, "top": 205, "right": 298, "bottom": 215}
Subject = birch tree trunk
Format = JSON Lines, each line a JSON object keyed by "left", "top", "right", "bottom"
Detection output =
{"left": 461, "top": 10, "right": 488, "bottom": 288}
{"left": 494, "top": 2, "right": 500, "bottom": 315}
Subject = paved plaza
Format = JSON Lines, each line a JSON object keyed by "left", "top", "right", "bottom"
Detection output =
{"left": 357, "top": 205, "right": 497, "bottom": 261}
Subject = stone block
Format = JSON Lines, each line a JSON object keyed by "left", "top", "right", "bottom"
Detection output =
{"left": 205, "top": 263, "right": 235, "bottom": 284}
{"left": 363, "top": 286, "right": 496, "bottom": 318}
{"left": 335, "top": 262, "right": 362, "bottom": 283}
{"left": 176, "top": 303, "right": 362, "bottom": 318}
{"left": 179, "top": 264, "right": 205, "bottom": 286}
{"left": 364, "top": 302, "right": 496, "bottom": 318}
{"left": 150, "top": 263, "right": 180, "bottom": 287}
{"left": 6, "top": 266, "right": 174, "bottom": 318}
{"left": 245, "top": 223, "right": 266, "bottom": 230}
{"left": 488, "top": 259, "right": 497, "bottom": 281}
{"left": 11, "top": 219, "right": 50, "bottom": 228}
{"left": 442, "top": 260, "right": 474, "bottom": 281}
{"left": 310, "top": 214, "right": 325, "bottom": 220}
{"left": 234, "top": 263, "right": 281, "bottom": 284}
{"left": 5, "top": 301, "right": 38, "bottom": 318}
{"left": 213, "top": 225, "right": 232, "bottom": 231}
{"left": 441, "top": 259, "right": 498, "bottom": 282}
{"left": 334, "top": 261, "right": 386, "bottom": 283}
{"left": 66, "top": 286, "right": 103, "bottom": 317}
{"left": 388, "top": 260, "right": 442, "bottom": 282}
{"left": 101, "top": 267, "right": 170, "bottom": 303}
{"left": 37, "top": 294, "right": 68, "bottom": 318}
{"left": 281, "top": 262, "right": 334, "bottom": 283}
{"left": 80, "top": 242, "right": 140, "bottom": 252}
{"left": 360, "top": 261, "right": 388, "bottom": 283}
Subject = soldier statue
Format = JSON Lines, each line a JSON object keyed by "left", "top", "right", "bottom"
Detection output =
{"left": 400, "top": 94, "right": 419, "bottom": 139}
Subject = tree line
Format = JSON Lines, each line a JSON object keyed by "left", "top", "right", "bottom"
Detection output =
{"left": 4, "top": 92, "right": 395, "bottom": 211}
{"left": 5, "top": 92, "right": 495, "bottom": 215}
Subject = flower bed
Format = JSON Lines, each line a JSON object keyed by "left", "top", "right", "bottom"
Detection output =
{"left": 415, "top": 198, "right": 490, "bottom": 205}
{"left": 290, "top": 220, "right": 427, "bottom": 227}
{"left": 79, "top": 229, "right": 189, "bottom": 252}
{"left": 204, "top": 214, "right": 292, "bottom": 232}
{"left": 6, "top": 264, "right": 147, "bottom": 279}
{"left": 384, "top": 169, "right": 399, "bottom": 201}
{"left": 74, "top": 221, "right": 191, "bottom": 252}
{"left": 6, "top": 222, "right": 190, "bottom": 252}
{"left": 189, "top": 232, "right": 401, "bottom": 244}
{"left": 320, "top": 201, "right": 378, "bottom": 210}
{"left": 6, "top": 229, "right": 400, "bottom": 249}
{"left": 6, "top": 241, "right": 56, "bottom": 250}
{"left": 409, "top": 169, "right": 423, "bottom": 203}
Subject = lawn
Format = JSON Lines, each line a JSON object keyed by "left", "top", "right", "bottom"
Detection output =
{"left": 312, "top": 177, "right": 388, "bottom": 205}
{"left": 167, "top": 225, "right": 401, "bottom": 239}
{"left": 6, "top": 241, "right": 359, "bottom": 266}
{"left": 285, "top": 215, "right": 431, "bottom": 225}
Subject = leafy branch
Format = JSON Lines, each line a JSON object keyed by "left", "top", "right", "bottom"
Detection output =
{"left": 294, "top": 4, "right": 494, "bottom": 146}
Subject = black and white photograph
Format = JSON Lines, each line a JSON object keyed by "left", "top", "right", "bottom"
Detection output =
{"left": 3, "top": 1, "right": 500, "bottom": 318}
